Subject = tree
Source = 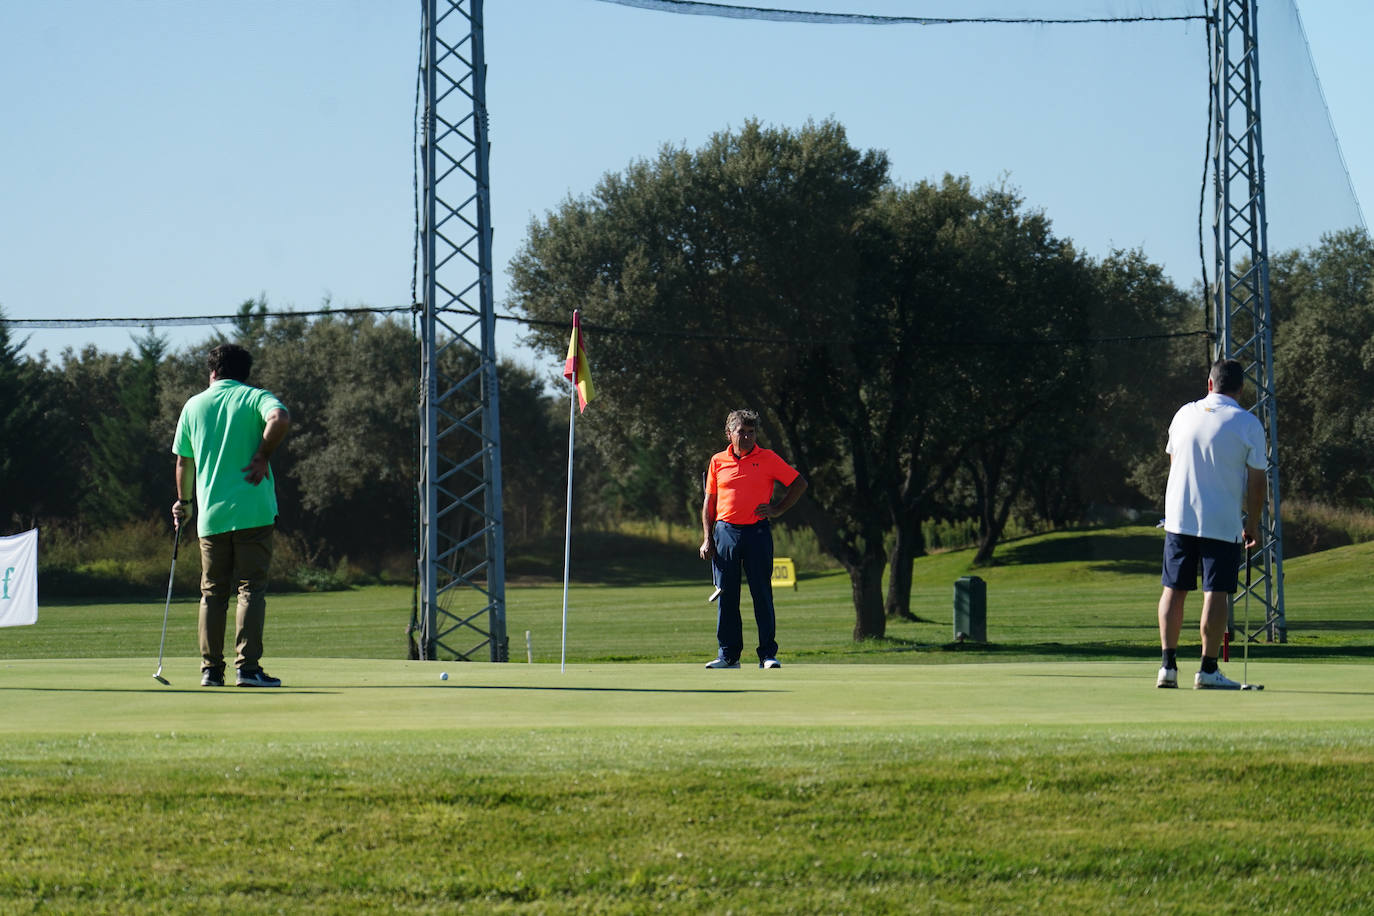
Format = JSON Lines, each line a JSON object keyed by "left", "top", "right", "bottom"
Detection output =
{"left": 1270, "top": 228, "right": 1374, "bottom": 505}
{"left": 0, "top": 309, "right": 68, "bottom": 530}
{"left": 81, "top": 330, "right": 168, "bottom": 523}
{"left": 512, "top": 119, "right": 899, "bottom": 638}
{"left": 1081, "top": 250, "right": 1199, "bottom": 516}
{"left": 869, "top": 180, "right": 1096, "bottom": 594}
{"left": 156, "top": 310, "right": 566, "bottom": 572}
{"left": 510, "top": 120, "right": 1194, "bottom": 637}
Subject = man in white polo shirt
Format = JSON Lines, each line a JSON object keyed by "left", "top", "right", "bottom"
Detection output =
{"left": 1156, "top": 358, "right": 1268, "bottom": 689}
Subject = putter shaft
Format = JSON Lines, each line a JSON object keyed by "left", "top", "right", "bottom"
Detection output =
{"left": 153, "top": 527, "right": 182, "bottom": 686}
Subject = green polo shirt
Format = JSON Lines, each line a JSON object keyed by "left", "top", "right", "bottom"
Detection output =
{"left": 172, "top": 379, "right": 287, "bottom": 537}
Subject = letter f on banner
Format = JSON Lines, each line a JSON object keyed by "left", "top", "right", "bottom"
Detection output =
{"left": 0, "top": 528, "right": 38, "bottom": 628}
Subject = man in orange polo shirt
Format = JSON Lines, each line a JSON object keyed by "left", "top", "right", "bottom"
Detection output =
{"left": 699, "top": 409, "right": 808, "bottom": 669}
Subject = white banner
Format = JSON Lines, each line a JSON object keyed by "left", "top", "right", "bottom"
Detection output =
{"left": 0, "top": 528, "right": 38, "bottom": 628}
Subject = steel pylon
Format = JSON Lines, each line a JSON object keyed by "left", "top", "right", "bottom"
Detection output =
{"left": 1211, "top": 0, "right": 1286, "bottom": 642}
{"left": 418, "top": 0, "right": 508, "bottom": 662}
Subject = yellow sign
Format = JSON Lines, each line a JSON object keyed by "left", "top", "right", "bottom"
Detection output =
{"left": 772, "top": 557, "right": 797, "bottom": 590}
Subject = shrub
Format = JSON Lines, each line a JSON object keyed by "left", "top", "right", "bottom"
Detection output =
{"left": 37, "top": 521, "right": 369, "bottom": 597}
{"left": 1281, "top": 499, "right": 1374, "bottom": 557}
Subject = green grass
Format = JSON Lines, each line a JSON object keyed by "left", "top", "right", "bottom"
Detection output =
{"left": 6, "top": 527, "right": 1374, "bottom": 912}
{"left": 10, "top": 526, "right": 1374, "bottom": 665}
{"left": 4, "top": 660, "right": 1374, "bottom": 912}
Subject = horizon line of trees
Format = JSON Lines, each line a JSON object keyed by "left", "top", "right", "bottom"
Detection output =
{"left": 3, "top": 120, "right": 1371, "bottom": 640}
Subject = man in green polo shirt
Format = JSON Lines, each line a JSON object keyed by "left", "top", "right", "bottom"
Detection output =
{"left": 171, "top": 344, "right": 291, "bottom": 688}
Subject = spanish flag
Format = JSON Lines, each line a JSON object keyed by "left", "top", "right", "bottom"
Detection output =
{"left": 563, "top": 309, "right": 595, "bottom": 413}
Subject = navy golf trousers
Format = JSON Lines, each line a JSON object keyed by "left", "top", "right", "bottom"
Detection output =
{"left": 712, "top": 520, "right": 777, "bottom": 663}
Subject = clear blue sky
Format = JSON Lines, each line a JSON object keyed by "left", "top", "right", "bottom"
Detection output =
{"left": 1, "top": 0, "right": 1367, "bottom": 366}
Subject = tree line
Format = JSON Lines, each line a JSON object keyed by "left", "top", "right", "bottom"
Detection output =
{"left": 0, "top": 302, "right": 569, "bottom": 583}
{"left": 508, "top": 119, "right": 1374, "bottom": 638}
{"left": 2, "top": 119, "right": 1370, "bottom": 639}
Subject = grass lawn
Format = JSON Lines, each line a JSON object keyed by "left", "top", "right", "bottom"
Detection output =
{"left": 5, "top": 658, "right": 1374, "bottom": 913}
{"left": 4, "top": 528, "right": 1374, "bottom": 912}
{"left": 10, "top": 527, "right": 1373, "bottom": 665}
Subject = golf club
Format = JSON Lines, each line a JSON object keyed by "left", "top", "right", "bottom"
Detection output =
{"left": 152, "top": 525, "right": 182, "bottom": 686}
{"left": 1241, "top": 547, "right": 1264, "bottom": 691}
{"left": 703, "top": 470, "right": 720, "bottom": 602}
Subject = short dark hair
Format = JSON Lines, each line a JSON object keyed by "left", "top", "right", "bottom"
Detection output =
{"left": 209, "top": 344, "right": 252, "bottom": 382}
{"left": 1209, "top": 358, "right": 1245, "bottom": 396}
{"left": 725, "top": 408, "right": 760, "bottom": 436}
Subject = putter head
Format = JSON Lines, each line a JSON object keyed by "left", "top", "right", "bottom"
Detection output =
{"left": 707, "top": 586, "right": 722, "bottom": 603}
{"left": 1241, "top": 683, "right": 1264, "bottom": 691}
{"left": 153, "top": 672, "right": 170, "bottom": 685}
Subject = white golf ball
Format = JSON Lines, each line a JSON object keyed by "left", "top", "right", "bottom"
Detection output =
{"left": 440, "top": 672, "right": 449, "bottom": 681}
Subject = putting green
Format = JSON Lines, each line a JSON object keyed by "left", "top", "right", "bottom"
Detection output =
{"left": 3, "top": 657, "right": 1371, "bottom": 736}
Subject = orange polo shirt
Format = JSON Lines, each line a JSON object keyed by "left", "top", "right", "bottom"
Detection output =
{"left": 707, "top": 446, "right": 800, "bottom": 525}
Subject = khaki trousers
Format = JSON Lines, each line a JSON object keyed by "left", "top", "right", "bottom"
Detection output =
{"left": 198, "top": 525, "right": 274, "bottom": 675}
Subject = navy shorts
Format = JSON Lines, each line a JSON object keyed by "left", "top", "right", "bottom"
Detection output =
{"left": 1161, "top": 532, "right": 1241, "bottom": 593}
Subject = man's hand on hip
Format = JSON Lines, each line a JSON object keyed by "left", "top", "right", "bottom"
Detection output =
{"left": 242, "top": 453, "right": 272, "bottom": 485}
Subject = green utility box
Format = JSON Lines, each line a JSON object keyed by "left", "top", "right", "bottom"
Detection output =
{"left": 953, "top": 576, "right": 986, "bottom": 643}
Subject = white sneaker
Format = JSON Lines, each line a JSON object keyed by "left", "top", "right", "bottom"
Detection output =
{"left": 1194, "top": 668, "right": 1241, "bottom": 690}
{"left": 760, "top": 658, "right": 781, "bottom": 669}
{"left": 1156, "top": 667, "right": 1177, "bottom": 688}
{"left": 704, "top": 657, "right": 740, "bottom": 669}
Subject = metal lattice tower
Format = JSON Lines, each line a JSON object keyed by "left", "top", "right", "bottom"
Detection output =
{"left": 1211, "top": 0, "right": 1286, "bottom": 642}
{"left": 418, "top": 0, "right": 508, "bottom": 662}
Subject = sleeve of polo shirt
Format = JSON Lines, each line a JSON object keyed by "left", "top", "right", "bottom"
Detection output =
{"left": 172, "top": 408, "right": 193, "bottom": 458}
{"left": 257, "top": 390, "right": 288, "bottom": 420}
{"left": 1165, "top": 404, "right": 1186, "bottom": 456}
{"left": 1244, "top": 417, "right": 1268, "bottom": 469}
{"left": 768, "top": 450, "right": 800, "bottom": 486}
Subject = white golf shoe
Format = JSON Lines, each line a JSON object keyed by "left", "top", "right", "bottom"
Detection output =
{"left": 1156, "top": 667, "right": 1178, "bottom": 689}
{"left": 1194, "top": 668, "right": 1241, "bottom": 690}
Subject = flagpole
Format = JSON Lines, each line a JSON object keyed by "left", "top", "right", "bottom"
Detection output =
{"left": 559, "top": 334, "right": 578, "bottom": 674}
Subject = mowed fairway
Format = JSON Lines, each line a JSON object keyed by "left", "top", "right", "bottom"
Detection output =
{"left": 5, "top": 658, "right": 1374, "bottom": 913}
{"left": 2, "top": 656, "right": 1372, "bottom": 733}
{"left": 6, "top": 531, "right": 1374, "bottom": 912}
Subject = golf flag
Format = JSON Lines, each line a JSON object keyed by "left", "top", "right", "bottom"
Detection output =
{"left": 0, "top": 528, "right": 38, "bottom": 628}
{"left": 559, "top": 310, "right": 596, "bottom": 671}
{"left": 563, "top": 310, "right": 595, "bottom": 413}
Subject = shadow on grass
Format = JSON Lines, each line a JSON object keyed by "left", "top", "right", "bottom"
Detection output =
{"left": 839, "top": 636, "right": 1156, "bottom": 658}
{"left": 1290, "top": 620, "right": 1374, "bottom": 631}
{"left": 507, "top": 531, "right": 706, "bottom": 585}
{"left": 0, "top": 687, "right": 337, "bottom": 695}
{"left": 996, "top": 532, "right": 1162, "bottom": 575}
{"left": 935, "top": 642, "right": 1161, "bottom": 660}
{"left": 0, "top": 684, "right": 782, "bottom": 696}
{"left": 889, "top": 641, "right": 1374, "bottom": 662}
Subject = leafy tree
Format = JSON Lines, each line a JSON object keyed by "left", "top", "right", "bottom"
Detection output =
{"left": 1083, "top": 251, "right": 1200, "bottom": 515}
{"left": 81, "top": 330, "right": 168, "bottom": 523}
{"left": 233, "top": 295, "right": 271, "bottom": 343}
{"left": 512, "top": 119, "right": 898, "bottom": 638}
{"left": 502, "top": 364, "right": 575, "bottom": 544}
{"left": 0, "top": 309, "right": 69, "bottom": 530}
{"left": 867, "top": 180, "right": 1097, "bottom": 583}
{"left": 159, "top": 310, "right": 564, "bottom": 573}
{"left": 1270, "top": 228, "right": 1374, "bottom": 504}
{"left": 512, "top": 120, "right": 1198, "bottom": 636}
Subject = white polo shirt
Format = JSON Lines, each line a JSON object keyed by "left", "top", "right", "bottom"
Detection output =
{"left": 1164, "top": 392, "right": 1267, "bottom": 543}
